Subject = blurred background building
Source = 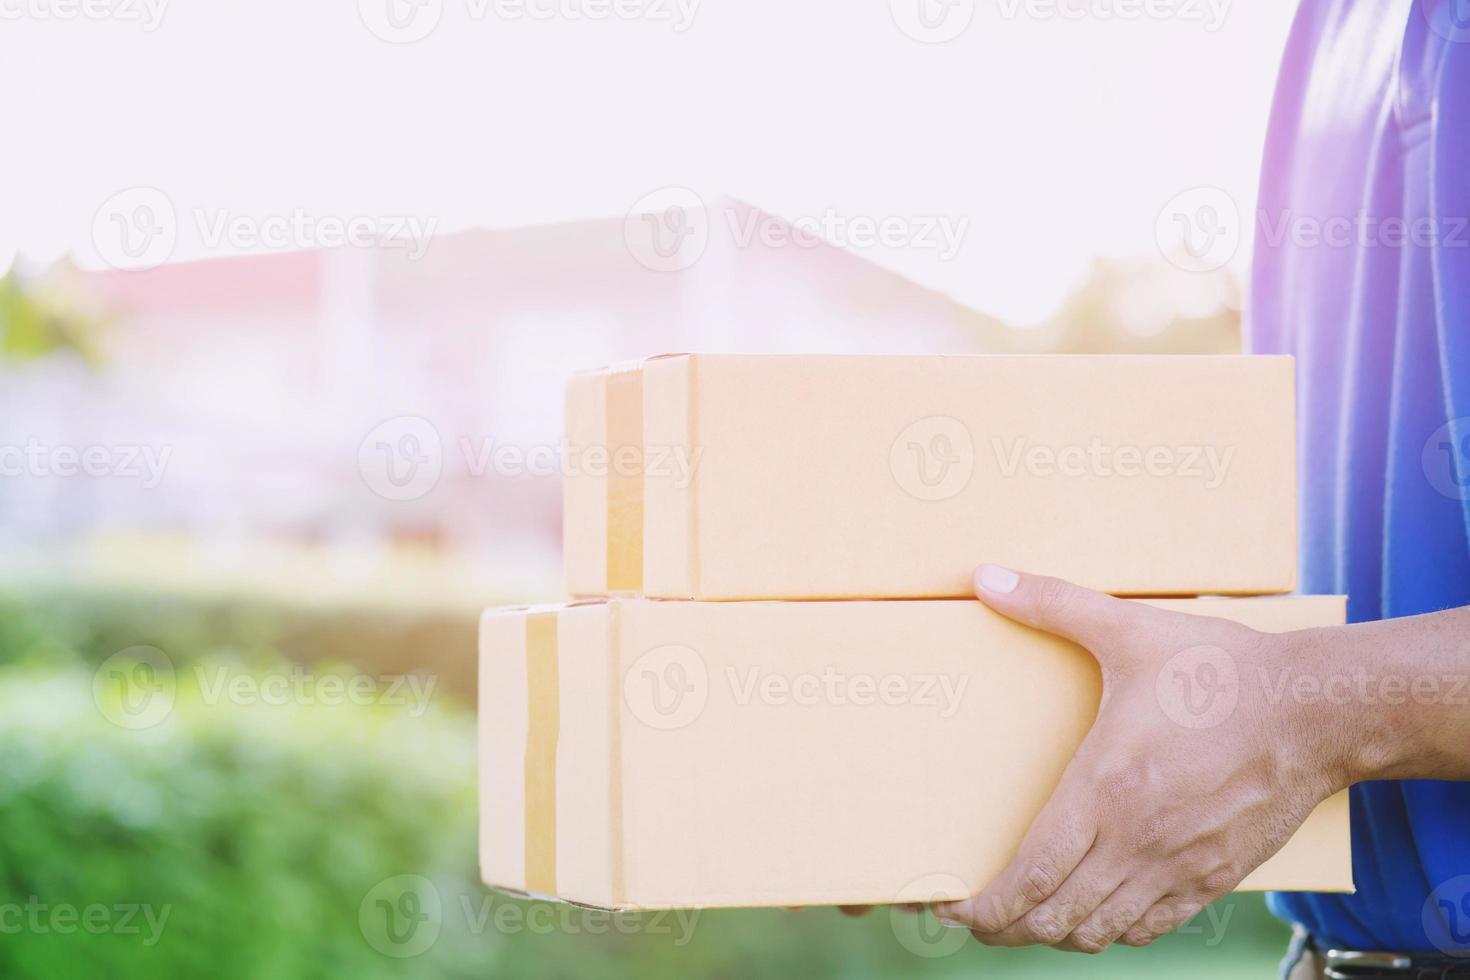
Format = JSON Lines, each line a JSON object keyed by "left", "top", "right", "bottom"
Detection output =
{"left": 0, "top": 195, "right": 1240, "bottom": 610}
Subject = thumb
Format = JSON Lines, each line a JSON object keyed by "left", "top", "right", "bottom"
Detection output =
{"left": 973, "top": 564, "right": 1140, "bottom": 653}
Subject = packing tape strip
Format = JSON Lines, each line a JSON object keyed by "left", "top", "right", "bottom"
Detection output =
{"left": 606, "top": 365, "right": 644, "bottom": 594}
{"left": 524, "top": 611, "right": 559, "bottom": 896}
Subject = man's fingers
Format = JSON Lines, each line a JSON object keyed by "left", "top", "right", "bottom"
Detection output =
{"left": 1061, "top": 881, "right": 1163, "bottom": 953}
{"left": 973, "top": 565, "right": 1142, "bottom": 653}
{"left": 1118, "top": 895, "right": 1205, "bottom": 947}
{"left": 975, "top": 855, "right": 1123, "bottom": 948}
{"left": 934, "top": 793, "right": 1096, "bottom": 934}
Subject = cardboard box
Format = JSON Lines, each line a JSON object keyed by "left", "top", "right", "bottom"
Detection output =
{"left": 480, "top": 595, "right": 1351, "bottom": 910}
{"left": 564, "top": 354, "right": 1298, "bottom": 600}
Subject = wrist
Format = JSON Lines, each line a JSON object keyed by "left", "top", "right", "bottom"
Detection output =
{"left": 1265, "top": 624, "right": 1417, "bottom": 787}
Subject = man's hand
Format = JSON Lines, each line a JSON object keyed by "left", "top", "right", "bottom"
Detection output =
{"left": 933, "top": 565, "right": 1351, "bottom": 953}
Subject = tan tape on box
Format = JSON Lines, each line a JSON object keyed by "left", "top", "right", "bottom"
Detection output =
{"left": 524, "top": 611, "right": 559, "bottom": 896}
{"left": 606, "top": 366, "right": 644, "bottom": 594}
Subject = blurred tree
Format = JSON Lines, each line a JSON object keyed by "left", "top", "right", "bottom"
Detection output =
{"left": 0, "top": 262, "right": 104, "bottom": 366}
{"left": 950, "top": 256, "right": 1243, "bottom": 356}
{"left": 1047, "top": 257, "right": 1243, "bottom": 355}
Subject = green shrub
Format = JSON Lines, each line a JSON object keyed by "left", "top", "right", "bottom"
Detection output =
{"left": 0, "top": 668, "right": 484, "bottom": 978}
{"left": 0, "top": 587, "right": 476, "bottom": 706}
{"left": 0, "top": 596, "right": 1294, "bottom": 979}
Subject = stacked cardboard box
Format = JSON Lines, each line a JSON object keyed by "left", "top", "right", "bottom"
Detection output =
{"left": 481, "top": 354, "right": 1352, "bottom": 910}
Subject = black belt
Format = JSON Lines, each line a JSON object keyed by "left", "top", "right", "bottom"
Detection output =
{"left": 1323, "top": 950, "right": 1470, "bottom": 979}
{"left": 1291, "top": 932, "right": 1470, "bottom": 979}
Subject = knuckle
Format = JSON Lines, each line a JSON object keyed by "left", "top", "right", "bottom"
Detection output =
{"left": 1131, "top": 903, "right": 1173, "bottom": 939}
{"left": 1068, "top": 928, "right": 1112, "bottom": 955}
{"left": 1017, "top": 863, "right": 1060, "bottom": 905}
{"left": 1035, "top": 578, "right": 1075, "bottom": 620}
{"left": 1097, "top": 903, "right": 1140, "bottom": 935}
{"left": 968, "top": 897, "right": 1011, "bottom": 935}
{"left": 1132, "top": 814, "right": 1170, "bottom": 852}
{"left": 1024, "top": 910, "right": 1067, "bottom": 945}
{"left": 1198, "top": 866, "right": 1240, "bottom": 898}
{"left": 1147, "top": 895, "right": 1203, "bottom": 937}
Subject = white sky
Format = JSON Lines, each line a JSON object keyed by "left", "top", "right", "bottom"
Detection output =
{"left": 0, "top": 0, "right": 1296, "bottom": 324}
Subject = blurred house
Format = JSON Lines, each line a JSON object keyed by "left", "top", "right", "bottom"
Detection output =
{"left": 0, "top": 196, "right": 1240, "bottom": 602}
{"left": 0, "top": 197, "right": 1047, "bottom": 593}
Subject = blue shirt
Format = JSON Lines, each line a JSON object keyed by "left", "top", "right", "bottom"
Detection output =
{"left": 1250, "top": 0, "right": 1470, "bottom": 952}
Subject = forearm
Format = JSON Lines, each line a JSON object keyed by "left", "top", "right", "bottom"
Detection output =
{"left": 1280, "top": 605, "right": 1470, "bottom": 786}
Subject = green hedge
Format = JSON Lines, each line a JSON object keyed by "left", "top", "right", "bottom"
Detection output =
{"left": 0, "top": 594, "right": 1293, "bottom": 978}
{"left": 0, "top": 668, "right": 485, "bottom": 978}
{"left": 0, "top": 587, "right": 477, "bottom": 703}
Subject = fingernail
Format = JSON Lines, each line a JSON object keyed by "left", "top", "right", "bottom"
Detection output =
{"left": 976, "top": 564, "right": 1019, "bottom": 594}
{"left": 936, "top": 917, "right": 969, "bottom": 929}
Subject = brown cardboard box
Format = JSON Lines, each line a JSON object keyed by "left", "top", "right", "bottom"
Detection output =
{"left": 479, "top": 595, "right": 1351, "bottom": 910}
{"left": 564, "top": 354, "right": 1299, "bottom": 600}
